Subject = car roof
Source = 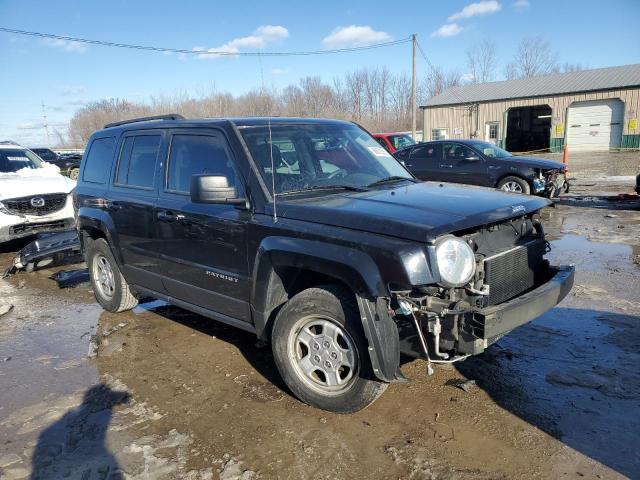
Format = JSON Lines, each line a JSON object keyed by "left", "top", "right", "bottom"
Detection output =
{"left": 0, "top": 142, "right": 24, "bottom": 150}
{"left": 100, "top": 116, "right": 356, "bottom": 134}
{"left": 423, "top": 139, "right": 481, "bottom": 145}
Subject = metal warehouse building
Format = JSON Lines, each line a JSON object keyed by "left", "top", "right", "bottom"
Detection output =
{"left": 420, "top": 64, "right": 640, "bottom": 153}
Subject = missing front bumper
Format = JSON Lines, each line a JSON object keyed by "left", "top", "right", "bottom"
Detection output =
{"left": 460, "top": 264, "right": 575, "bottom": 352}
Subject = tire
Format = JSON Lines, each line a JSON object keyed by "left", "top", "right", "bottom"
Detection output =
{"left": 69, "top": 167, "right": 80, "bottom": 180}
{"left": 497, "top": 176, "right": 531, "bottom": 195}
{"left": 271, "top": 285, "right": 388, "bottom": 413}
{"left": 86, "top": 238, "right": 138, "bottom": 313}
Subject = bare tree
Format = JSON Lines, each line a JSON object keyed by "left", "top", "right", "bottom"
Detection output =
{"left": 422, "top": 67, "right": 462, "bottom": 99}
{"left": 559, "top": 62, "right": 585, "bottom": 73}
{"left": 504, "top": 36, "right": 558, "bottom": 79}
{"left": 64, "top": 66, "right": 467, "bottom": 145}
{"left": 466, "top": 38, "right": 497, "bottom": 83}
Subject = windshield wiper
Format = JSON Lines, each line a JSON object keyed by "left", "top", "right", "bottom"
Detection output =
{"left": 278, "top": 184, "right": 369, "bottom": 196}
{"left": 366, "top": 176, "right": 417, "bottom": 188}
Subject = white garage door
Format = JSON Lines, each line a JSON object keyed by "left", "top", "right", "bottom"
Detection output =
{"left": 566, "top": 99, "right": 624, "bottom": 151}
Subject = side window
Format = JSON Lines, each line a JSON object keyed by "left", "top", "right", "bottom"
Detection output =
{"left": 167, "top": 134, "right": 237, "bottom": 193}
{"left": 410, "top": 144, "right": 441, "bottom": 160}
{"left": 443, "top": 143, "right": 475, "bottom": 160}
{"left": 115, "top": 135, "right": 161, "bottom": 189}
{"left": 82, "top": 137, "right": 116, "bottom": 184}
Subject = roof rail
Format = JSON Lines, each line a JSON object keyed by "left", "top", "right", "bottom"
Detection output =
{"left": 104, "top": 113, "right": 185, "bottom": 129}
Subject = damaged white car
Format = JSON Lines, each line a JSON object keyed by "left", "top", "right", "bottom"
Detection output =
{"left": 0, "top": 142, "right": 76, "bottom": 244}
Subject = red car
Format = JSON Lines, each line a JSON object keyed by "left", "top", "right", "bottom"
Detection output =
{"left": 373, "top": 132, "right": 417, "bottom": 153}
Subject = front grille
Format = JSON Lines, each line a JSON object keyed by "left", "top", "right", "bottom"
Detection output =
{"left": 484, "top": 240, "right": 546, "bottom": 305}
{"left": 4, "top": 193, "right": 68, "bottom": 216}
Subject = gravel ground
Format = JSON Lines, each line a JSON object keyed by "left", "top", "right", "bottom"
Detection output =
{"left": 0, "top": 182, "right": 638, "bottom": 480}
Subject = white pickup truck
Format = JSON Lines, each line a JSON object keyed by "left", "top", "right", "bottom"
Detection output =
{"left": 0, "top": 142, "right": 76, "bottom": 244}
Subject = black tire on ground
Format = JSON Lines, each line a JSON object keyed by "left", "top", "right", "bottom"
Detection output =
{"left": 86, "top": 238, "right": 138, "bottom": 313}
{"left": 271, "top": 285, "right": 388, "bottom": 413}
{"left": 497, "top": 176, "right": 531, "bottom": 195}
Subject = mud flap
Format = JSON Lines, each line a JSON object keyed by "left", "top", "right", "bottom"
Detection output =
{"left": 356, "top": 296, "right": 408, "bottom": 383}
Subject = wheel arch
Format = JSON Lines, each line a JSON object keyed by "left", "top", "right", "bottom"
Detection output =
{"left": 251, "top": 237, "right": 406, "bottom": 383}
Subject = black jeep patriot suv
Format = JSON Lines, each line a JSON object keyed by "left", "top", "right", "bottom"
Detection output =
{"left": 74, "top": 115, "right": 575, "bottom": 413}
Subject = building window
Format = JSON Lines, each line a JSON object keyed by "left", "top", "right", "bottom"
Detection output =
{"left": 431, "top": 128, "right": 448, "bottom": 140}
{"left": 488, "top": 123, "right": 498, "bottom": 140}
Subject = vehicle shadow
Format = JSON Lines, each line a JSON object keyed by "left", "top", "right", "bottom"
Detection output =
{"left": 30, "top": 384, "right": 130, "bottom": 480}
{"left": 140, "top": 301, "right": 287, "bottom": 390}
{"left": 455, "top": 306, "right": 640, "bottom": 478}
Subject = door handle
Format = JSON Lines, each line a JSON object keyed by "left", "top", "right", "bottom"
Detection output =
{"left": 157, "top": 210, "right": 184, "bottom": 222}
{"left": 439, "top": 164, "right": 453, "bottom": 169}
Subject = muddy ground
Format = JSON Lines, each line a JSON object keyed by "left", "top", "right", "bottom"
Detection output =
{"left": 0, "top": 179, "right": 639, "bottom": 479}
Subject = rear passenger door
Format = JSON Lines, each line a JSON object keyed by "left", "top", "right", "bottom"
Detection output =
{"left": 109, "top": 130, "right": 166, "bottom": 292}
{"left": 153, "top": 129, "right": 251, "bottom": 322}
{"left": 404, "top": 144, "right": 443, "bottom": 180}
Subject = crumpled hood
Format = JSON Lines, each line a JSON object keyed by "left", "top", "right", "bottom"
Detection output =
{"left": 0, "top": 173, "right": 75, "bottom": 201}
{"left": 499, "top": 156, "right": 565, "bottom": 170}
{"left": 277, "top": 181, "right": 550, "bottom": 242}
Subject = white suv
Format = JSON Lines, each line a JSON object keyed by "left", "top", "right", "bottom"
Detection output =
{"left": 0, "top": 142, "right": 76, "bottom": 243}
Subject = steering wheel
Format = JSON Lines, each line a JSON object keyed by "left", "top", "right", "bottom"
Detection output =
{"left": 326, "top": 168, "right": 347, "bottom": 179}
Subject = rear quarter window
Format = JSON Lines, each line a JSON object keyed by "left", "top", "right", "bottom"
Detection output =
{"left": 82, "top": 137, "right": 116, "bottom": 184}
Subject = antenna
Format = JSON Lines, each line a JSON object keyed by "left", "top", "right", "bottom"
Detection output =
{"left": 268, "top": 116, "right": 277, "bottom": 223}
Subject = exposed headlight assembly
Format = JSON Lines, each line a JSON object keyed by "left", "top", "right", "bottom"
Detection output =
{"left": 434, "top": 236, "right": 476, "bottom": 287}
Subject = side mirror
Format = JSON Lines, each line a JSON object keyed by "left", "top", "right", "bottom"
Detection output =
{"left": 465, "top": 155, "right": 480, "bottom": 161}
{"left": 190, "top": 174, "right": 246, "bottom": 206}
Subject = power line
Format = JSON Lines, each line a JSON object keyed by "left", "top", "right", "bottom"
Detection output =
{"left": 416, "top": 38, "right": 474, "bottom": 108}
{"left": 0, "top": 27, "right": 412, "bottom": 57}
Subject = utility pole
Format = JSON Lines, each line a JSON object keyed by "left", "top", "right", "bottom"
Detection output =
{"left": 411, "top": 34, "right": 417, "bottom": 141}
{"left": 41, "top": 102, "right": 51, "bottom": 148}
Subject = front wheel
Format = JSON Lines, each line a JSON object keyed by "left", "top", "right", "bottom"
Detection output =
{"left": 271, "top": 286, "right": 387, "bottom": 413}
{"left": 497, "top": 176, "right": 531, "bottom": 195}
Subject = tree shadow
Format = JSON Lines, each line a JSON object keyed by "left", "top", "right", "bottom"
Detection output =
{"left": 30, "top": 384, "right": 130, "bottom": 480}
{"left": 455, "top": 307, "right": 640, "bottom": 478}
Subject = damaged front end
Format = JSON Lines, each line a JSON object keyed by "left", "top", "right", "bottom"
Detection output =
{"left": 392, "top": 214, "right": 575, "bottom": 367}
{"left": 533, "top": 168, "right": 568, "bottom": 197}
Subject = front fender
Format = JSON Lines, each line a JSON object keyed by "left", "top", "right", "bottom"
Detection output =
{"left": 251, "top": 236, "right": 405, "bottom": 383}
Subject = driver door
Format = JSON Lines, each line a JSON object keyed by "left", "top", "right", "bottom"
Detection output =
{"left": 439, "top": 143, "right": 489, "bottom": 186}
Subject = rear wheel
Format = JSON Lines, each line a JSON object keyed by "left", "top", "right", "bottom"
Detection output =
{"left": 271, "top": 285, "right": 387, "bottom": 413}
{"left": 87, "top": 238, "right": 138, "bottom": 313}
{"left": 497, "top": 176, "right": 531, "bottom": 195}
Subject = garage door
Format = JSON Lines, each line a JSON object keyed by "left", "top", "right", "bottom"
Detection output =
{"left": 566, "top": 99, "right": 624, "bottom": 151}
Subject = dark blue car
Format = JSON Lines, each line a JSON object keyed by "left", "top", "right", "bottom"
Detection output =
{"left": 395, "top": 139, "right": 568, "bottom": 197}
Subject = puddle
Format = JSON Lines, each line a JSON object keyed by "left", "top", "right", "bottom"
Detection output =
{"left": 549, "top": 234, "right": 635, "bottom": 274}
{"left": 458, "top": 226, "right": 640, "bottom": 477}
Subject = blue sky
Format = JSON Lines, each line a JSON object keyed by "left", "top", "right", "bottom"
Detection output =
{"left": 1, "top": 0, "right": 639, "bottom": 145}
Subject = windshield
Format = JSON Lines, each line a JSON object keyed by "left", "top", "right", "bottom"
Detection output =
{"left": 468, "top": 141, "right": 513, "bottom": 158}
{"left": 239, "top": 123, "right": 411, "bottom": 195}
{"left": 388, "top": 134, "right": 416, "bottom": 150}
{"left": 0, "top": 148, "right": 43, "bottom": 173}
